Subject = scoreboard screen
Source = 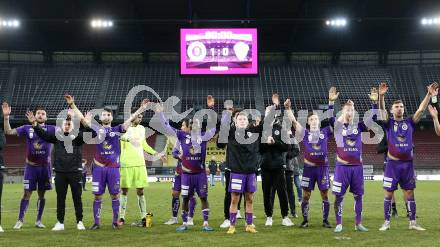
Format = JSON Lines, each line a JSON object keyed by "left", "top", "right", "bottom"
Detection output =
{"left": 180, "top": 28, "right": 258, "bottom": 75}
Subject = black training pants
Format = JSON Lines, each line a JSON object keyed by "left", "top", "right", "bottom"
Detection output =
{"left": 54, "top": 172, "right": 83, "bottom": 223}
{"left": 262, "top": 168, "right": 289, "bottom": 218}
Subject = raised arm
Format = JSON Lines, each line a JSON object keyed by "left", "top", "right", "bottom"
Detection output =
{"left": 413, "top": 82, "right": 439, "bottom": 124}
{"left": 283, "top": 99, "right": 302, "bottom": 132}
{"left": 155, "top": 103, "right": 179, "bottom": 136}
{"left": 64, "top": 95, "right": 90, "bottom": 128}
{"left": 328, "top": 86, "right": 340, "bottom": 129}
{"left": 363, "top": 87, "right": 379, "bottom": 130}
{"left": 432, "top": 87, "right": 439, "bottom": 112}
{"left": 378, "top": 82, "right": 389, "bottom": 122}
{"left": 2, "top": 102, "right": 18, "bottom": 135}
{"left": 422, "top": 86, "right": 439, "bottom": 136}
{"left": 26, "top": 111, "right": 57, "bottom": 143}
{"left": 122, "top": 99, "right": 150, "bottom": 131}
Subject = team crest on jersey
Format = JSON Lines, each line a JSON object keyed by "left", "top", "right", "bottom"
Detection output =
{"left": 346, "top": 138, "right": 356, "bottom": 147}
{"left": 196, "top": 137, "right": 202, "bottom": 144}
{"left": 402, "top": 123, "right": 408, "bottom": 131}
{"left": 319, "top": 133, "right": 324, "bottom": 139}
{"left": 103, "top": 141, "right": 112, "bottom": 150}
{"left": 33, "top": 141, "right": 43, "bottom": 150}
{"left": 312, "top": 144, "right": 321, "bottom": 151}
{"left": 352, "top": 128, "right": 359, "bottom": 135}
{"left": 109, "top": 132, "right": 116, "bottom": 137}
{"left": 247, "top": 132, "right": 252, "bottom": 137}
{"left": 185, "top": 139, "right": 190, "bottom": 144}
{"left": 274, "top": 130, "right": 280, "bottom": 136}
{"left": 397, "top": 135, "right": 406, "bottom": 143}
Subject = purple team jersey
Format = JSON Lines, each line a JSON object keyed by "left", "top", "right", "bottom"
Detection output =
{"left": 178, "top": 131, "right": 208, "bottom": 173}
{"left": 384, "top": 117, "right": 415, "bottom": 161}
{"left": 93, "top": 125, "right": 124, "bottom": 168}
{"left": 16, "top": 125, "right": 55, "bottom": 166}
{"left": 160, "top": 113, "right": 216, "bottom": 174}
{"left": 302, "top": 127, "right": 332, "bottom": 166}
{"left": 334, "top": 122, "right": 368, "bottom": 165}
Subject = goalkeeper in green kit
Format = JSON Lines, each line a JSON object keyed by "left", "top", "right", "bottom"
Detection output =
{"left": 118, "top": 104, "right": 162, "bottom": 227}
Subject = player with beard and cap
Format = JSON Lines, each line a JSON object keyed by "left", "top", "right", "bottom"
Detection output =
{"left": 378, "top": 82, "right": 438, "bottom": 231}
{"left": 284, "top": 87, "right": 339, "bottom": 229}
{"left": 2, "top": 102, "right": 55, "bottom": 230}
{"left": 332, "top": 87, "right": 379, "bottom": 233}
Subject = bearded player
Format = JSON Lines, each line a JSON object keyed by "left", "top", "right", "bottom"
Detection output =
{"left": 118, "top": 105, "right": 162, "bottom": 227}
{"left": 3, "top": 102, "right": 54, "bottom": 230}
{"left": 378, "top": 82, "right": 438, "bottom": 231}
{"left": 67, "top": 96, "right": 149, "bottom": 230}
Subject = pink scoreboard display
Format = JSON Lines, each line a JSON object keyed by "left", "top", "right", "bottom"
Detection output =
{"left": 180, "top": 28, "right": 258, "bottom": 75}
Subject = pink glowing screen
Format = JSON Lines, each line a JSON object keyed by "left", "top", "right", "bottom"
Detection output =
{"left": 180, "top": 28, "right": 258, "bottom": 75}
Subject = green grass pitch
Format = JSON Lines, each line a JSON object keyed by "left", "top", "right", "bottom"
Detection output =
{"left": 0, "top": 181, "right": 439, "bottom": 247}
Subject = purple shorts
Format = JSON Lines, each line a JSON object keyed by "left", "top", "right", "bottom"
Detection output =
{"left": 92, "top": 164, "right": 120, "bottom": 195}
{"left": 172, "top": 174, "right": 182, "bottom": 192}
{"left": 383, "top": 160, "right": 416, "bottom": 191}
{"left": 23, "top": 164, "right": 52, "bottom": 191}
{"left": 301, "top": 165, "right": 330, "bottom": 191}
{"left": 181, "top": 172, "right": 208, "bottom": 198}
{"left": 332, "top": 162, "right": 364, "bottom": 196}
{"left": 229, "top": 172, "right": 257, "bottom": 194}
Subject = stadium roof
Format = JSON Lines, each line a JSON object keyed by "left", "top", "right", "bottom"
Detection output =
{"left": 1, "top": 0, "right": 440, "bottom": 52}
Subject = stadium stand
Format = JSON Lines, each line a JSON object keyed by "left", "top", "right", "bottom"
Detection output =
{"left": 2, "top": 63, "right": 440, "bottom": 171}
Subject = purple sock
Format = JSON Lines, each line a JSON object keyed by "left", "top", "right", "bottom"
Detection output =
{"left": 245, "top": 212, "right": 253, "bottom": 225}
{"left": 36, "top": 198, "right": 45, "bottom": 222}
{"left": 202, "top": 209, "right": 209, "bottom": 222}
{"left": 334, "top": 196, "right": 344, "bottom": 225}
{"left": 189, "top": 196, "right": 196, "bottom": 218}
{"left": 18, "top": 199, "right": 29, "bottom": 222}
{"left": 93, "top": 199, "right": 102, "bottom": 225}
{"left": 182, "top": 210, "right": 188, "bottom": 224}
{"left": 172, "top": 197, "right": 180, "bottom": 218}
{"left": 407, "top": 198, "right": 416, "bottom": 221}
{"left": 384, "top": 197, "right": 392, "bottom": 221}
{"left": 322, "top": 200, "right": 330, "bottom": 222}
{"left": 112, "top": 199, "right": 119, "bottom": 224}
{"left": 229, "top": 212, "right": 237, "bottom": 226}
{"left": 354, "top": 195, "right": 363, "bottom": 225}
{"left": 301, "top": 201, "right": 309, "bottom": 221}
